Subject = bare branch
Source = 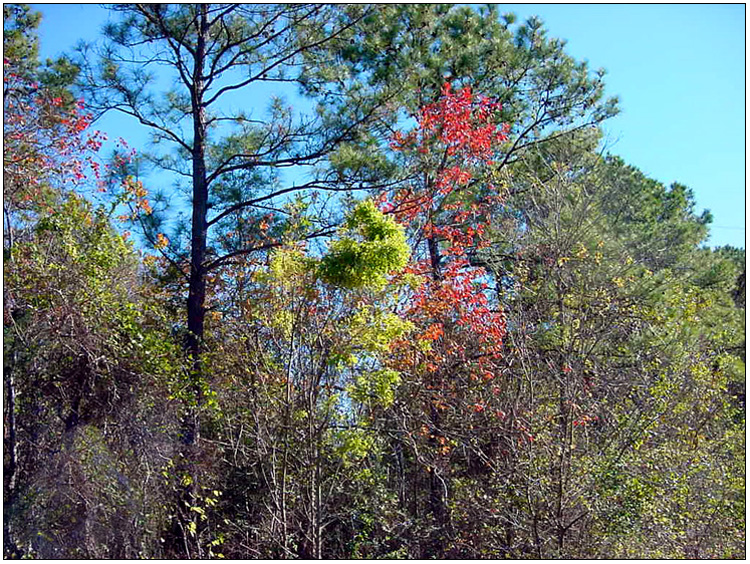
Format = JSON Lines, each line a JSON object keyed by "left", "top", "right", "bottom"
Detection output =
{"left": 205, "top": 226, "right": 337, "bottom": 271}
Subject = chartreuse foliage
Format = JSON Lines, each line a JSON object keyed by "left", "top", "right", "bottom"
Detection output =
{"left": 347, "top": 306, "right": 412, "bottom": 354}
{"left": 257, "top": 198, "right": 413, "bottom": 392}
{"left": 261, "top": 199, "right": 409, "bottom": 293}
{"left": 349, "top": 368, "right": 402, "bottom": 409}
{"left": 319, "top": 200, "right": 410, "bottom": 289}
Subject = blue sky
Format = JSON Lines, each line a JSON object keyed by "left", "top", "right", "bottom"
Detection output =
{"left": 31, "top": 3, "right": 746, "bottom": 249}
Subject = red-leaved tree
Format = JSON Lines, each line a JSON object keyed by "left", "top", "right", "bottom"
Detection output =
{"left": 378, "top": 83, "right": 512, "bottom": 556}
{"left": 3, "top": 55, "right": 105, "bottom": 246}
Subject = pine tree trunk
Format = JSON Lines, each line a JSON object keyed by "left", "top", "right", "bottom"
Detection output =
{"left": 185, "top": 4, "right": 209, "bottom": 439}
{"left": 172, "top": 6, "right": 209, "bottom": 558}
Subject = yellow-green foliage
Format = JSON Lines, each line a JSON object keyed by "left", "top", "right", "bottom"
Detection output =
{"left": 34, "top": 194, "right": 134, "bottom": 287}
{"left": 350, "top": 369, "right": 402, "bottom": 408}
{"left": 319, "top": 200, "right": 409, "bottom": 289}
{"left": 329, "top": 304, "right": 413, "bottom": 370}
{"left": 347, "top": 305, "right": 413, "bottom": 354}
{"left": 334, "top": 427, "right": 376, "bottom": 466}
{"left": 341, "top": 306, "right": 411, "bottom": 408}
{"left": 266, "top": 246, "right": 316, "bottom": 289}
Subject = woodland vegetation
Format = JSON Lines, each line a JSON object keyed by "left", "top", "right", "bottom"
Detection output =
{"left": 3, "top": 4, "right": 745, "bottom": 559}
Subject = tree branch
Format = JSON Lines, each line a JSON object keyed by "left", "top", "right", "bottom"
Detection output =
{"left": 205, "top": 226, "right": 337, "bottom": 271}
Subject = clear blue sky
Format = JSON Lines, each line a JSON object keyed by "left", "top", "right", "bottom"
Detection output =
{"left": 31, "top": 3, "right": 746, "bottom": 249}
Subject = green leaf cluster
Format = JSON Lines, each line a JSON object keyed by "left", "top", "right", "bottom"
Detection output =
{"left": 319, "top": 200, "right": 409, "bottom": 289}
